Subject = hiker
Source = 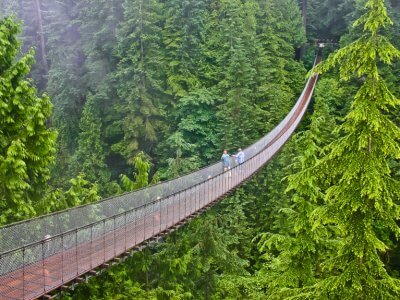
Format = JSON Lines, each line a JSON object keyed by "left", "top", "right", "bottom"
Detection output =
{"left": 221, "top": 149, "right": 231, "bottom": 172}
{"left": 233, "top": 148, "right": 245, "bottom": 165}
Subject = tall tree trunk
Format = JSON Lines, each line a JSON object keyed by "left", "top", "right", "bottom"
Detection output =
{"left": 299, "top": 0, "right": 307, "bottom": 59}
{"left": 33, "top": 0, "right": 49, "bottom": 76}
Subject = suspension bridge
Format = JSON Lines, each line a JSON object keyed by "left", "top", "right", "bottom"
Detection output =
{"left": 0, "top": 55, "right": 321, "bottom": 300}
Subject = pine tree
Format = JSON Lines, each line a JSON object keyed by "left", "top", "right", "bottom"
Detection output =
{"left": 302, "top": 0, "right": 400, "bottom": 298}
{"left": 157, "top": 88, "right": 220, "bottom": 177}
{"left": 73, "top": 94, "right": 110, "bottom": 193}
{"left": 0, "top": 17, "right": 57, "bottom": 224}
{"left": 255, "top": 0, "right": 307, "bottom": 133}
{"left": 257, "top": 78, "right": 339, "bottom": 299}
{"left": 162, "top": 0, "right": 208, "bottom": 98}
{"left": 214, "top": 0, "right": 260, "bottom": 149}
{"left": 45, "top": 0, "right": 88, "bottom": 186}
{"left": 112, "top": 0, "right": 166, "bottom": 162}
{"left": 77, "top": 0, "right": 123, "bottom": 92}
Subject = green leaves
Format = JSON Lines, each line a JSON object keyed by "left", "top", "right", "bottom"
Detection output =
{"left": 120, "top": 152, "right": 151, "bottom": 192}
{"left": 0, "top": 17, "right": 57, "bottom": 224}
{"left": 299, "top": 0, "right": 400, "bottom": 298}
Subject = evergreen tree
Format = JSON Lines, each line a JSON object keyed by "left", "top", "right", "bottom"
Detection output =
{"left": 255, "top": 0, "right": 306, "bottom": 133}
{"left": 300, "top": 0, "right": 400, "bottom": 298}
{"left": 112, "top": 0, "right": 166, "bottom": 163}
{"left": 77, "top": 0, "right": 123, "bottom": 93}
{"left": 162, "top": 0, "right": 208, "bottom": 98}
{"left": 157, "top": 88, "right": 220, "bottom": 178}
{"left": 306, "top": 0, "right": 355, "bottom": 40}
{"left": 46, "top": 0, "right": 88, "bottom": 186}
{"left": 0, "top": 17, "right": 57, "bottom": 224}
{"left": 73, "top": 94, "right": 110, "bottom": 193}
{"left": 213, "top": 0, "right": 260, "bottom": 149}
{"left": 257, "top": 78, "right": 339, "bottom": 298}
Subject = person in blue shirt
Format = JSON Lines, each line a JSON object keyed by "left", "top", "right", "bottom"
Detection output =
{"left": 234, "top": 148, "right": 245, "bottom": 165}
{"left": 221, "top": 149, "right": 231, "bottom": 172}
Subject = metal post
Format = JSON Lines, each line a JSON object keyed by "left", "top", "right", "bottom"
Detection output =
{"left": 134, "top": 209, "right": 137, "bottom": 246}
{"left": 124, "top": 213, "right": 127, "bottom": 252}
{"left": 76, "top": 229, "right": 79, "bottom": 276}
{"left": 103, "top": 220, "right": 106, "bottom": 264}
{"left": 113, "top": 216, "right": 116, "bottom": 257}
{"left": 22, "top": 248, "right": 25, "bottom": 299}
{"left": 42, "top": 241, "right": 45, "bottom": 293}
{"left": 159, "top": 198, "right": 162, "bottom": 232}
{"left": 90, "top": 226, "right": 93, "bottom": 269}
{"left": 61, "top": 234, "right": 64, "bottom": 284}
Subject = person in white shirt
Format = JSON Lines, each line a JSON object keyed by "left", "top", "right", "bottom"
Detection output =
{"left": 233, "top": 148, "right": 245, "bottom": 165}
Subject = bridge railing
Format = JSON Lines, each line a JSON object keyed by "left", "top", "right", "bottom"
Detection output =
{"left": 0, "top": 58, "right": 319, "bottom": 300}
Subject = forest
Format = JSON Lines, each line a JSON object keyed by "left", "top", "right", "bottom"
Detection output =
{"left": 0, "top": 0, "right": 400, "bottom": 298}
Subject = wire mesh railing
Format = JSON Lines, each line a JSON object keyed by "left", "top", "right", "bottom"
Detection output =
{"left": 0, "top": 56, "right": 320, "bottom": 300}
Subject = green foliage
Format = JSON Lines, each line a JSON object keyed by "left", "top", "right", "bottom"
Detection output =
{"left": 7, "top": 0, "right": 397, "bottom": 298}
{"left": 162, "top": 0, "right": 207, "bottom": 97}
{"left": 306, "top": 0, "right": 355, "bottom": 40}
{"left": 112, "top": 0, "right": 166, "bottom": 162}
{"left": 0, "top": 17, "right": 57, "bottom": 224}
{"left": 157, "top": 89, "right": 220, "bottom": 178}
{"left": 120, "top": 152, "right": 151, "bottom": 192}
{"left": 41, "top": 174, "right": 100, "bottom": 214}
{"left": 72, "top": 94, "right": 110, "bottom": 193}
{"left": 256, "top": 78, "right": 338, "bottom": 298}
{"left": 158, "top": 131, "right": 201, "bottom": 179}
{"left": 298, "top": 0, "right": 400, "bottom": 298}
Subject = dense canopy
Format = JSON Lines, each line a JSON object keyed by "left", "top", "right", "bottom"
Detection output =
{"left": 0, "top": 0, "right": 399, "bottom": 298}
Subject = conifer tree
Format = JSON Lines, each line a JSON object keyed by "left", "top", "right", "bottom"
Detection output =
{"left": 255, "top": 0, "right": 306, "bottom": 133}
{"left": 214, "top": 0, "right": 260, "bottom": 149}
{"left": 302, "top": 0, "right": 400, "bottom": 298}
{"left": 112, "top": 0, "right": 166, "bottom": 162}
{"left": 46, "top": 0, "right": 87, "bottom": 153}
{"left": 157, "top": 88, "right": 220, "bottom": 176}
{"left": 162, "top": 0, "right": 208, "bottom": 98}
{"left": 77, "top": 0, "right": 123, "bottom": 92}
{"left": 0, "top": 17, "right": 57, "bottom": 224}
{"left": 45, "top": 0, "right": 88, "bottom": 187}
{"left": 73, "top": 94, "right": 110, "bottom": 192}
{"left": 257, "top": 79, "right": 338, "bottom": 298}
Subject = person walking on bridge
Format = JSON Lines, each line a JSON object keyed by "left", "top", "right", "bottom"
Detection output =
{"left": 233, "top": 148, "right": 245, "bottom": 165}
{"left": 221, "top": 149, "right": 231, "bottom": 172}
